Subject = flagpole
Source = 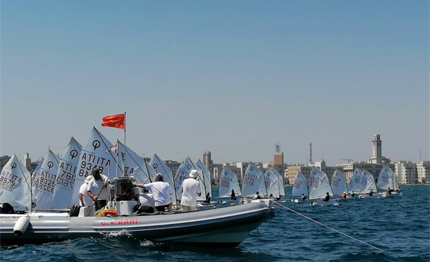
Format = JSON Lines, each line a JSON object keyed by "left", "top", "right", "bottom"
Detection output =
{"left": 123, "top": 112, "right": 126, "bottom": 177}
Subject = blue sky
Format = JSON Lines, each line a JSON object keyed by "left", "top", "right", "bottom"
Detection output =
{"left": 1, "top": 1, "right": 428, "bottom": 165}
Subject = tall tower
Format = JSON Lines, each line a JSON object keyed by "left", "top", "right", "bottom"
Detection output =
{"left": 203, "top": 151, "right": 212, "bottom": 170}
{"left": 203, "top": 151, "right": 213, "bottom": 184}
{"left": 372, "top": 134, "right": 382, "bottom": 164}
{"left": 22, "top": 153, "right": 31, "bottom": 169}
{"left": 274, "top": 143, "right": 284, "bottom": 165}
{"left": 274, "top": 143, "right": 285, "bottom": 183}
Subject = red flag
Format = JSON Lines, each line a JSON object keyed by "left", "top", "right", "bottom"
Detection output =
{"left": 101, "top": 114, "right": 125, "bottom": 129}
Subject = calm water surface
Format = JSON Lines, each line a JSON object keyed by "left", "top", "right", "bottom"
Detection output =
{"left": 1, "top": 186, "right": 429, "bottom": 262}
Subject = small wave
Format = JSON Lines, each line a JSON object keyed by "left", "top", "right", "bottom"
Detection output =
{"left": 139, "top": 240, "right": 157, "bottom": 247}
{"left": 99, "top": 229, "right": 133, "bottom": 238}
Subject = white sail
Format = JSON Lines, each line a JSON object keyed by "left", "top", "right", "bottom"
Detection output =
{"left": 348, "top": 168, "right": 362, "bottom": 193}
{"left": 174, "top": 158, "right": 195, "bottom": 201}
{"left": 271, "top": 169, "right": 285, "bottom": 196}
{"left": 34, "top": 149, "right": 60, "bottom": 210}
{"left": 331, "top": 169, "right": 347, "bottom": 196}
{"left": 263, "top": 169, "right": 282, "bottom": 198}
{"left": 0, "top": 154, "right": 32, "bottom": 211}
{"left": 149, "top": 153, "right": 177, "bottom": 204}
{"left": 292, "top": 171, "right": 308, "bottom": 197}
{"left": 390, "top": 168, "right": 399, "bottom": 190}
{"left": 31, "top": 159, "right": 44, "bottom": 198}
{"left": 195, "top": 159, "right": 212, "bottom": 200}
{"left": 376, "top": 166, "right": 392, "bottom": 190}
{"left": 377, "top": 167, "right": 399, "bottom": 195}
{"left": 360, "top": 169, "right": 377, "bottom": 193}
{"left": 308, "top": 167, "right": 333, "bottom": 200}
{"left": 241, "top": 162, "right": 264, "bottom": 197}
{"left": 219, "top": 167, "right": 241, "bottom": 198}
{"left": 51, "top": 137, "right": 82, "bottom": 209}
{"left": 70, "top": 127, "right": 120, "bottom": 206}
{"left": 117, "top": 141, "right": 155, "bottom": 184}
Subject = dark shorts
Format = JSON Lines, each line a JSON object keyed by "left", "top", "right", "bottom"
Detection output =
{"left": 155, "top": 204, "right": 169, "bottom": 212}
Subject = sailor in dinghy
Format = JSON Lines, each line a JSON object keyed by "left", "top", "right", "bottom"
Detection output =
{"left": 291, "top": 171, "right": 308, "bottom": 203}
{"left": 308, "top": 167, "right": 337, "bottom": 206}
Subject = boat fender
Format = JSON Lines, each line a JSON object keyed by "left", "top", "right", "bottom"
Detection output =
{"left": 13, "top": 216, "right": 30, "bottom": 237}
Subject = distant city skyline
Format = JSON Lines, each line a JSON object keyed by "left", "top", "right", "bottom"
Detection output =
{"left": 1, "top": 1, "right": 428, "bottom": 165}
{"left": 4, "top": 133, "right": 427, "bottom": 168}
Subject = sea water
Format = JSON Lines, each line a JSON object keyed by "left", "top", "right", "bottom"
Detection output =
{"left": 1, "top": 185, "right": 429, "bottom": 262}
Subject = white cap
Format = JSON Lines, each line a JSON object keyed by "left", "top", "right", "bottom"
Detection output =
{"left": 189, "top": 170, "right": 199, "bottom": 178}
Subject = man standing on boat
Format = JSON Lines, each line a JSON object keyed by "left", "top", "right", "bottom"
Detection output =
{"left": 86, "top": 169, "right": 109, "bottom": 210}
{"left": 181, "top": 170, "right": 201, "bottom": 211}
{"left": 79, "top": 168, "right": 107, "bottom": 207}
{"left": 133, "top": 174, "right": 173, "bottom": 212}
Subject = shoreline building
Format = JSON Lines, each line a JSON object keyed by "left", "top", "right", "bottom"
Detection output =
{"left": 22, "top": 153, "right": 31, "bottom": 170}
{"left": 165, "top": 160, "right": 181, "bottom": 178}
{"left": 1, "top": 154, "right": 41, "bottom": 173}
{"left": 273, "top": 143, "right": 286, "bottom": 185}
{"left": 264, "top": 144, "right": 287, "bottom": 185}
{"left": 394, "top": 161, "right": 418, "bottom": 184}
{"left": 339, "top": 134, "right": 394, "bottom": 183}
{"left": 368, "top": 134, "right": 390, "bottom": 164}
{"left": 287, "top": 160, "right": 343, "bottom": 185}
{"left": 416, "top": 161, "right": 430, "bottom": 184}
{"left": 0, "top": 155, "right": 11, "bottom": 172}
{"left": 212, "top": 162, "right": 242, "bottom": 187}
{"left": 339, "top": 162, "right": 394, "bottom": 183}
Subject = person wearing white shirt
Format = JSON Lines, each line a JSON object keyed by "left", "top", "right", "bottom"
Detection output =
{"left": 78, "top": 169, "right": 98, "bottom": 207}
{"left": 133, "top": 174, "right": 173, "bottom": 212}
{"left": 181, "top": 170, "right": 201, "bottom": 211}
{"left": 86, "top": 169, "right": 109, "bottom": 210}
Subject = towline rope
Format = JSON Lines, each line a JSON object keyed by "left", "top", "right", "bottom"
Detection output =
{"left": 273, "top": 201, "right": 384, "bottom": 252}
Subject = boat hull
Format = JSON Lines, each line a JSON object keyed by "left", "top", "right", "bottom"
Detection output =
{"left": 0, "top": 200, "right": 274, "bottom": 247}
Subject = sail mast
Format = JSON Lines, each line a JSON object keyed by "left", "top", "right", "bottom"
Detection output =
{"left": 188, "top": 157, "right": 207, "bottom": 196}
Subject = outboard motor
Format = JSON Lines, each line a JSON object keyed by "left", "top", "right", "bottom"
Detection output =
{"left": 114, "top": 177, "right": 135, "bottom": 201}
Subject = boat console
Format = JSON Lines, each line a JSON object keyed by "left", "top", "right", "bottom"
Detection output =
{"left": 114, "top": 177, "right": 136, "bottom": 201}
{"left": 110, "top": 176, "right": 140, "bottom": 215}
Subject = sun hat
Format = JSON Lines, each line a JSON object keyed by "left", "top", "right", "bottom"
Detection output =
{"left": 189, "top": 170, "right": 199, "bottom": 178}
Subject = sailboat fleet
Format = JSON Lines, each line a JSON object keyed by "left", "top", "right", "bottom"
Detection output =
{"left": 0, "top": 114, "right": 402, "bottom": 246}
{"left": 0, "top": 124, "right": 274, "bottom": 247}
{"left": 291, "top": 165, "right": 401, "bottom": 205}
{"left": 227, "top": 162, "right": 286, "bottom": 200}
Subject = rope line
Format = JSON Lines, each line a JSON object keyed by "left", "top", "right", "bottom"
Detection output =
{"left": 273, "top": 201, "right": 384, "bottom": 252}
{"left": 256, "top": 216, "right": 273, "bottom": 235}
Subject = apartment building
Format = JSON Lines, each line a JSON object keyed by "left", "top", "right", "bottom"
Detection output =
{"left": 416, "top": 161, "right": 430, "bottom": 183}
{"left": 394, "top": 161, "right": 418, "bottom": 184}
